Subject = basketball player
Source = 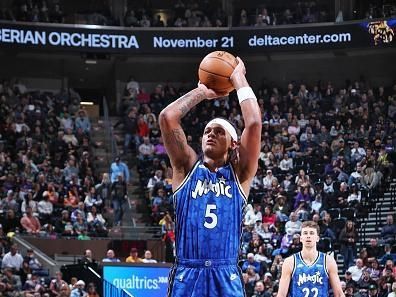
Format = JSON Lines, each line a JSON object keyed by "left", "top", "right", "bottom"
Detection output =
{"left": 277, "top": 221, "right": 345, "bottom": 297}
{"left": 159, "top": 57, "right": 261, "bottom": 297}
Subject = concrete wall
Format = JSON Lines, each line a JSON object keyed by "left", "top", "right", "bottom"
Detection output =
{"left": 24, "top": 237, "right": 166, "bottom": 263}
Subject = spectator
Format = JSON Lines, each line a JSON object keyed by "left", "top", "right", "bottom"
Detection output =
{"left": 62, "top": 128, "right": 78, "bottom": 146}
{"left": 95, "top": 173, "right": 112, "bottom": 207}
{"left": 63, "top": 158, "right": 79, "bottom": 183}
{"left": 24, "top": 249, "right": 44, "bottom": 273}
{"left": 244, "top": 204, "right": 256, "bottom": 227}
{"left": 1, "top": 244, "right": 23, "bottom": 272}
{"left": 263, "top": 169, "right": 277, "bottom": 190}
{"left": 37, "top": 191, "right": 53, "bottom": 224}
{"left": 102, "top": 249, "right": 120, "bottom": 263}
{"left": 356, "top": 268, "right": 372, "bottom": 291}
{"left": 70, "top": 280, "right": 87, "bottom": 297}
{"left": 340, "top": 220, "right": 358, "bottom": 270}
{"left": 73, "top": 212, "right": 88, "bottom": 236}
{"left": 242, "top": 253, "right": 260, "bottom": 273}
{"left": 347, "top": 258, "right": 365, "bottom": 282}
{"left": 389, "top": 282, "right": 396, "bottom": 297}
{"left": 380, "top": 215, "right": 396, "bottom": 245}
{"left": 284, "top": 212, "right": 302, "bottom": 236}
{"left": 262, "top": 206, "right": 276, "bottom": 226}
{"left": 279, "top": 153, "right": 293, "bottom": 172}
{"left": 323, "top": 175, "right": 335, "bottom": 194}
{"left": 347, "top": 183, "right": 361, "bottom": 207}
{"left": 295, "top": 169, "right": 310, "bottom": 188}
{"left": 379, "top": 245, "right": 396, "bottom": 265}
{"left": 147, "top": 170, "right": 165, "bottom": 198}
{"left": 126, "top": 248, "right": 143, "bottom": 263}
{"left": 366, "top": 238, "right": 382, "bottom": 262}
{"left": 252, "top": 280, "right": 266, "bottom": 297}
{"left": 344, "top": 270, "right": 357, "bottom": 289}
{"left": 54, "top": 210, "right": 73, "bottom": 236}
{"left": 161, "top": 213, "right": 175, "bottom": 263}
{"left": 366, "top": 259, "right": 381, "bottom": 281}
{"left": 348, "top": 165, "right": 364, "bottom": 188}
{"left": 142, "top": 250, "right": 157, "bottom": 263}
{"left": 86, "top": 283, "right": 99, "bottom": 297}
{"left": 0, "top": 190, "right": 19, "bottom": 213}
{"left": 0, "top": 267, "right": 22, "bottom": 295}
{"left": 20, "top": 192, "right": 38, "bottom": 215}
{"left": 243, "top": 265, "right": 260, "bottom": 296}
{"left": 79, "top": 249, "right": 96, "bottom": 266}
{"left": 75, "top": 110, "right": 91, "bottom": 134}
{"left": 366, "top": 283, "right": 380, "bottom": 297}
{"left": 86, "top": 205, "right": 107, "bottom": 236}
{"left": 20, "top": 206, "right": 41, "bottom": 234}
{"left": 84, "top": 186, "right": 103, "bottom": 210}
{"left": 350, "top": 141, "right": 366, "bottom": 165}
{"left": 110, "top": 156, "right": 130, "bottom": 184}
{"left": 1, "top": 209, "right": 20, "bottom": 234}
{"left": 138, "top": 136, "right": 155, "bottom": 160}
{"left": 111, "top": 173, "right": 127, "bottom": 226}
{"left": 77, "top": 229, "right": 90, "bottom": 240}
{"left": 273, "top": 195, "right": 290, "bottom": 222}
{"left": 293, "top": 186, "right": 311, "bottom": 212}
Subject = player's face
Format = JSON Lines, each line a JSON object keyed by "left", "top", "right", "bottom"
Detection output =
{"left": 300, "top": 227, "right": 319, "bottom": 248}
{"left": 202, "top": 124, "right": 232, "bottom": 158}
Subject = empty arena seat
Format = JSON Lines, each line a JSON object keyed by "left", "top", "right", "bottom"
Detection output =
{"left": 329, "top": 217, "right": 347, "bottom": 237}
{"left": 340, "top": 207, "right": 356, "bottom": 221}
{"left": 327, "top": 208, "right": 340, "bottom": 220}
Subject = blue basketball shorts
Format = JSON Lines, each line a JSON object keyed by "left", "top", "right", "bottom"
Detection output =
{"left": 167, "top": 259, "right": 245, "bottom": 297}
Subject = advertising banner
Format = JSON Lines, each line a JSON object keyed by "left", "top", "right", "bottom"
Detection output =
{"left": 103, "top": 264, "right": 171, "bottom": 297}
{"left": 0, "top": 18, "right": 394, "bottom": 54}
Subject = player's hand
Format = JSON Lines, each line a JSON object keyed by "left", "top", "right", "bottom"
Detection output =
{"left": 197, "top": 82, "right": 229, "bottom": 100}
{"left": 231, "top": 57, "right": 246, "bottom": 77}
{"left": 230, "top": 57, "right": 248, "bottom": 90}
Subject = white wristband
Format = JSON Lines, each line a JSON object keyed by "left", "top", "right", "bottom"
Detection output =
{"left": 237, "top": 87, "right": 257, "bottom": 104}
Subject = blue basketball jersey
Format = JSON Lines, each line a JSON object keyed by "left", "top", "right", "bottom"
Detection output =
{"left": 290, "top": 252, "right": 329, "bottom": 297}
{"left": 172, "top": 160, "right": 247, "bottom": 260}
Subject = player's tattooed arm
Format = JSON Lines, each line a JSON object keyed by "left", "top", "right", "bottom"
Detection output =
{"left": 159, "top": 88, "right": 202, "bottom": 187}
{"left": 178, "top": 88, "right": 206, "bottom": 117}
{"left": 163, "top": 129, "right": 186, "bottom": 152}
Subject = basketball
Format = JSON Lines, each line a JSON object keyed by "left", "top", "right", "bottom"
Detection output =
{"left": 198, "top": 51, "right": 238, "bottom": 93}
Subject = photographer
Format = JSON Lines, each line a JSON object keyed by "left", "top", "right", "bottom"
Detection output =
{"left": 70, "top": 280, "right": 87, "bottom": 297}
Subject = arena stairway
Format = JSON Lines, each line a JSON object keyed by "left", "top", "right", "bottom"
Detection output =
{"left": 92, "top": 117, "right": 161, "bottom": 240}
{"left": 334, "top": 179, "right": 396, "bottom": 273}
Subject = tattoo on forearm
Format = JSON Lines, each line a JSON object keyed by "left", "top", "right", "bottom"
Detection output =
{"left": 163, "top": 129, "right": 186, "bottom": 151}
{"left": 178, "top": 88, "right": 206, "bottom": 117}
{"left": 172, "top": 129, "right": 185, "bottom": 151}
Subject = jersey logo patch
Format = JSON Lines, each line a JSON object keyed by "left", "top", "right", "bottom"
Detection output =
{"left": 192, "top": 179, "right": 232, "bottom": 199}
{"left": 297, "top": 272, "right": 323, "bottom": 286}
{"left": 230, "top": 274, "right": 238, "bottom": 281}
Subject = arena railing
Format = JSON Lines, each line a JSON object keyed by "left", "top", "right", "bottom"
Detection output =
{"left": 13, "top": 235, "right": 58, "bottom": 276}
{"left": 102, "top": 96, "right": 118, "bottom": 163}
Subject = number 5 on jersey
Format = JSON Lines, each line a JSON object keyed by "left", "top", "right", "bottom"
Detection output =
{"left": 204, "top": 204, "right": 217, "bottom": 229}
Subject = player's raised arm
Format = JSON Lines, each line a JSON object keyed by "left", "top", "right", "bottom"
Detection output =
{"left": 159, "top": 85, "right": 227, "bottom": 190}
{"left": 327, "top": 255, "right": 346, "bottom": 297}
{"left": 277, "top": 256, "right": 293, "bottom": 297}
{"left": 230, "top": 57, "right": 262, "bottom": 190}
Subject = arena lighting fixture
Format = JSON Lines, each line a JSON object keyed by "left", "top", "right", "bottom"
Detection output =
{"left": 85, "top": 59, "right": 97, "bottom": 64}
{"left": 80, "top": 101, "right": 94, "bottom": 105}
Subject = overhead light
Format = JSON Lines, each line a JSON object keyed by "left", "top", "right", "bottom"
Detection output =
{"left": 85, "top": 59, "right": 97, "bottom": 64}
{"left": 81, "top": 101, "right": 94, "bottom": 105}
